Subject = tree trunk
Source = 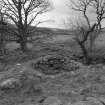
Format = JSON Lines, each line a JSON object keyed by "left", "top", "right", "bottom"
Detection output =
{"left": 17, "top": 27, "right": 28, "bottom": 52}
{"left": 78, "top": 42, "right": 91, "bottom": 65}
{"left": 0, "top": 43, "right": 6, "bottom": 55}
{"left": 18, "top": 35, "right": 27, "bottom": 52}
{"left": 0, "top": 33, "right": 6, "bottom": 55}
{"left": 20, "top": 41, "right": 27, "bottom": 52}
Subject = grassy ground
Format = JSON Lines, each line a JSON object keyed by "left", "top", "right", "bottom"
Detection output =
{"left": 0, "top": 34, "right": 105, "bottom": 105}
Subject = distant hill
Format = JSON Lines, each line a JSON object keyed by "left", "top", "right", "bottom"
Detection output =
{"left": 0, "top": 23, "right": 71, "bottom": 41}
{"left": 29, "top": 26, "right": 71, "bottom": 35}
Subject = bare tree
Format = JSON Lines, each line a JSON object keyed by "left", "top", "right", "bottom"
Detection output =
{"left": 0, "top": 6, "right": 9, "bottom": 55}
{"left": 69, "top": 0, "right": 105, "bottom": 64}
{"left": 0, "top": 0, "right": 52, "bottom": 52}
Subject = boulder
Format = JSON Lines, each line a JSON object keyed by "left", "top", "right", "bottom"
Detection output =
{"left": 71, "top": 101, "right": 86, "bottom": 105}
{"left": 71, "top": 98, "right": 103, "bottom": 105}
{"left": 43, "top": 96, "right": 62, "bottom": 105}
{"left": 86, "top": 97, "right": 104, "bottom": 105}
{"left": 0, "top": 78, "right": 22, "bottom": 90}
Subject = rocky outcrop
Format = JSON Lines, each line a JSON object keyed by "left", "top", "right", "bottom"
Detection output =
{"left": 32, "top": 55, "right": 82, "bottom": 75}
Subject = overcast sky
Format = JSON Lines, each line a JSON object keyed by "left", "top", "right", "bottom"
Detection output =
{"left": 38, "top": 0, "right": 74, "bottom": 29}
{"left": 37, "top": 0, "right": 105, "bottom": 29}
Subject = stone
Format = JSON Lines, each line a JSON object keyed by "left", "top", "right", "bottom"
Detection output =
{"left": 87, "top": 97, "right": 103, "bottom": 105}
{"left": 0, "top": 78, "right": 22, "bottom": 90}
{"left": 72, "top": 101, "right": 86, "bottom": 105}
{"left": 43, "top": 96, "right": 62, "bottom": 105}
{"left": 86, "top": 97, "right": 105, "bottom": 105}
{"left": 86, "top": 97, "right": 102, "bottom": 104}
{"left": 70, "top": 98, "right": 103, "bottom": 105}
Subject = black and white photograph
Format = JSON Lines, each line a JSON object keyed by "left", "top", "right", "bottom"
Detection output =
{"left": 0, "top": 0, "right": 105, "bottom": 105}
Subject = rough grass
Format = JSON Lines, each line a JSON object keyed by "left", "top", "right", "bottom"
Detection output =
{"left": 0, "top": 33, "right": 105, "bottom": 105}
{"left": 0, "top": 61, "right": 105, "bottom": 105}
